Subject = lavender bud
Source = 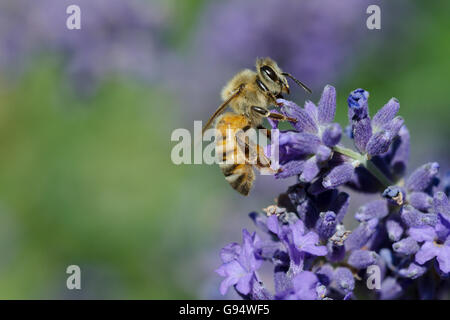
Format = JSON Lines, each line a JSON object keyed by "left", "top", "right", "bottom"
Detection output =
{"left": 299, "top": 157, "right": 320, "bottom": 183}
{"left": 333, "top": 267, "right": 355, "bottom": 293}
{"left": 304, "top": 100, "right": 318, "bottom": 121}
{"left": 279, "top": 99, "right": 318, "bottom": 134}
{"left": 316, "top": 211, "right": 337, "bottom": 241}
{"left": 348, "top": 88, "right": 369, "bottom": 121}
{"left": 316, "top": 264, "right": 334, "bottom": 287}
{"left": 345, "top": 218, "right": 378, "bottom": 251}
{"left": 321, "top": 123, "right": 342, "bottom": 147}
{"left": 406, "top": 162, "right": 440, "bottom": 192}
{"left": 275, "top": 160, "right": 305, "bottom": 179}
{"left": 392, "top": 237, "right": 419, "bottom": 255}
{"left": 372, "top": 98, "right": 400, "bottom": 129}
{"left": 351, "top": 117, "right": 372, "bottom": 153}
{"left": 398, "top": 263, "right": 427, "bottom": 280}
{"left": 366, "top": 130, "right": 394, "bottom": 156}
{"left": 318, "top": 85, "right": 336, "bottom": 124}
{"left": 408, "top": 192, "right": 433, "bottom": 211}
{"left": 390, "top": 125, "right": 410, "bottom": 176}
{"left": 383, "top": 116, "right": 404, "bottom": 137}
{"left": 382, "top": 186, "right": 406, "bottom": 206}
{"left": 386, "top": 219, "right": 403, "bottom": 242}
{"left": 400, "top": 205, "right": 437, "bottom": 228}
{"left": 433, "top": 191, "right": 450, "bottom": 225}
{"left": 348, "top": 250, "right": 378, "bottom": 269}
{"left": 316, "top": 145, "right": 332, "bottom": 162}
{"left": 355, "top": 200, "right": 389, "bottom": 222}
{"left": 327, "top": 242, "right": 346, "bottom": 262}
{"left": 322, "top": 163, "right": 355, "bottom": 189}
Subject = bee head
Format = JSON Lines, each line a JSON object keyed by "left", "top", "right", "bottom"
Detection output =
{"left": 256, "top": 57, "right": 312, "bottom": 96}
{"left": 256, "top": 57, "right": 290, "bottom": 96}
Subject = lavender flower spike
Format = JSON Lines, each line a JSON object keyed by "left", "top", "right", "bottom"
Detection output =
{"left": 216, "top": 84, "right": 449, "bottom": 300}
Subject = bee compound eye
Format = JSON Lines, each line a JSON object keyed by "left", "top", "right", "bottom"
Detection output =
{"left": 252, "top": 106, "right": 269, "bottom": 116}
{"left": 261, "top": 66, "right": 278, "bottom": 82}
{"left": 256, "top": 79, "right": 269, "bottom": 92}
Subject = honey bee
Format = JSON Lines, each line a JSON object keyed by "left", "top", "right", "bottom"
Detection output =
{"left": 202, "top": 57, "right": 311, "bottom": 196}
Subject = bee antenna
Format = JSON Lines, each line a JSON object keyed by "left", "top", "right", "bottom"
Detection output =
{"left": 282, "top": 72, "right": 312, "bottom": 94}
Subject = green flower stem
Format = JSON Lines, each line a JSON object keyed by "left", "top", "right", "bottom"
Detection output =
{"left": 333, "top": 145, "right": 393, "bottom": 188}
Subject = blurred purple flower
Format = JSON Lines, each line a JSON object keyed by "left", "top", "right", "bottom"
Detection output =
{"left": 0, "top": 0, "right": 169, "bottom": 92}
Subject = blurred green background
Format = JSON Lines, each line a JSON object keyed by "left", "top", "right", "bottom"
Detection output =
{"left": 0, "top": 0, "right": 448, "bottom": 299}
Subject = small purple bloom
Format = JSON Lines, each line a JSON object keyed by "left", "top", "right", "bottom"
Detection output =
{"left": 216, "top": 229, "right": 263, "bottom": 295}
{"left": 291, "top": 220, "right": 328, "bottom": 257}
{"left": 410, "top": 225, "right": 450, "bottom": 274}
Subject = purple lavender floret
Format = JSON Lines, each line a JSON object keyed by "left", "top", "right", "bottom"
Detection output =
{"left": 217, "top": 85, "right": 449, "bottom": 300}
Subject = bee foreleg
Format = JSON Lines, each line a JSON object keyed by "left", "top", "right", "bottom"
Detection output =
{"left": 250, "top": 106, "right": 297, "bottom": 123}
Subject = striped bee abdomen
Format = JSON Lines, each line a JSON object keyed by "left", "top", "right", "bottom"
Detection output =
{"left": 215, "top": 113, "right": 255, "bottom": 196}
{"left": 220, "top": 163, "right": 255, "bottom": 196}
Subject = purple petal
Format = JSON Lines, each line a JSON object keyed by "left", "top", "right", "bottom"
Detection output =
{"left": 292, "top": 271, "right": 319, "bottom": 300}
{"left": 436, "top": 245, "right": 450, "bottom": 273}
{"left": 235, "top": 272, "right": 254, "bottom": 295}
{"left": 322, "top": 163, "right": 355, "bottom": 189}
{"left": 372, "top": 98, "right": 400, "bottom": 130}
{"left": 406, "top": 162, "right": 440, "bottom": 192}
{"left": 318, "top": 85, "right": 336, "bottom": 124}
{"left": 321, "top": 123, "right": 342, "bottom": 147}
{"left": 220, "top": 242, "right": 241, "bottom": 263}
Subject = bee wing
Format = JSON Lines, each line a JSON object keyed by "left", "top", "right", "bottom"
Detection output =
{"left": 202, "top": 85, "right": 244, "bottom": 135}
